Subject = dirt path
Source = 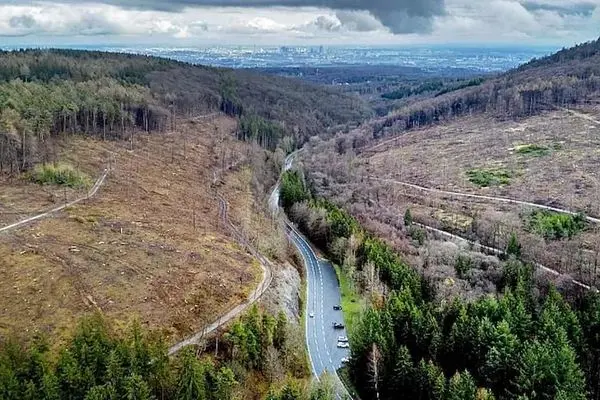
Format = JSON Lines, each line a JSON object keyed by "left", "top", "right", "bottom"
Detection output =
{"left": 563, "top": 108, "right": 600, "bottom": 125}
{"left": 370, "top": 198, "right": 597, "bottom": 292}
{"left": 168, "top": 192, "right": 273, "bottom": 354}
{"left": 168, "top": 162, "right": 274, "bottom": 355}
{"left": 0, "top": 168, "right": 109, "bottom": 234}
{"left": 370, "top": 176, "right": 600, "bottom": 224}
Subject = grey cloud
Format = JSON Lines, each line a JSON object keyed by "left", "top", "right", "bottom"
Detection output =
{"left": 189, "top": 21, "right": 209, "bottom": 32}
{"left": 311, "top": 15, "right": 340, "bottom": 31}
{"left": 9, "top": 15, "right": 37, "bottom": 29}
{"left": 71, "top": 13, "right": 124, "bottom": 35}
{"left": 335, "top": 10, "right": 381, "bottom": 32}
{"left": 522, "top": 1, "right": 597, "bottom": 16}
{"left": 1, "top": 0, "right": 446, "bottom": 34}
{"left": 3, "top": 11, "right": 123, "bottom": 37}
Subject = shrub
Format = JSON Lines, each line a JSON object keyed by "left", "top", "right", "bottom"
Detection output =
{"left": 506, "top": 232, "right": 522, "bottom": 258}
{"left": 527, "top": 210, "right": 586, "bottom": 240}
{"left": 30, "top": 163, "right": 91, "bottom": 188}
{"left": 466, "top": 168, "right": 512, "bottom": 187}
{"left": 280, "top": 170, "right": 309, "bottom": 210}
{"left": 454, "top": 254, "right": 473, "bottom": 279}
{"left": 408, "top": 226, "right": 426, "bottom": 246}
{"left": 515, "top": 144, "right": 550, "bottom": 157}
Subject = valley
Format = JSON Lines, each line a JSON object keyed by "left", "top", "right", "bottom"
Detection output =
{"left": 1, "top": 35, "right": 600, "bottom": 400}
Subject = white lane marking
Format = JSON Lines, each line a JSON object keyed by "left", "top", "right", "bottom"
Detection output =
{"left": 292, "top": 234, "right": 319, "bottom": 380}
{"left": 287, "top": 224, "right": 353, "bottom": 399}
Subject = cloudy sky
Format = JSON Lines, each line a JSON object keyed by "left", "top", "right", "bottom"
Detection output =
{"left": 0, "top": 0, "right": 598, "bottom": 46}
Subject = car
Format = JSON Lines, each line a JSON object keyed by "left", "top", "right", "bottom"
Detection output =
{"left": 333, "top": 305, "right": 342, "bottom": 310}
{"left": 309, "top": 312, "right": 314, "bottom": 318}
{"left": 332, "top": 322, "right": 345, "bottom": 329}
{"left": 337, "top": 336, "right": 349, "bottom": 343}
{"left": 337, "top": 342, "right": 350, "bottom": 348}
{"left": 341, "top": 357, "right": 350, "bottom": 364}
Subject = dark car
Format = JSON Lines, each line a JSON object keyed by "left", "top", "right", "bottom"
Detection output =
{"left": 333, "top": 305, "right": 342, "bottom": 310}
{"left": 333, "top": 322, "right": 345, "bottom": 329}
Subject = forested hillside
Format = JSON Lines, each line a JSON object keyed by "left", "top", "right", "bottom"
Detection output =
{"left": 0, "top": 49, "right": 369, "bottom": 172}
{"left": 281, "top": 170, "right": 600, "bottom": 400}
{"left": 0, "top": 308, "right": 335, "bottom": 400}
{"left": 373, "top": 37, "right": 600, "bottom": 138}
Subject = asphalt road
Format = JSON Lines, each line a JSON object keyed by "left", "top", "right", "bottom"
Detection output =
{"left": 287, "top": 224, "right": 350, "bottom": 377}
{"left": 273, "top": 151, "right": 351, "bottom": 397}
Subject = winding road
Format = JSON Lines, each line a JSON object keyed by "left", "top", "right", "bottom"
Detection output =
{"left": 272, "top": 151, "right": 352, "bottom": 397}
{"left": 287, "top": 223, "right": 350, "bottom": 377}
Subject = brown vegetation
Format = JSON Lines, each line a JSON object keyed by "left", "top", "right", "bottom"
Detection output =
{"left": 302, "top": 105, "right": 600, "bottom": 296}
{"left": 361, "top": 37, "right": 600, "bottom": 141}
{"left": 0, "top": 115, "right": 264, "bottom": 345}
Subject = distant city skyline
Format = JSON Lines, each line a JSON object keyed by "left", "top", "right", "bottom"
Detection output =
{"left": 8, "top": 45, "right": 555, "bottom": 72}
{"left": 0, "top": 1, "right": 598, "bottom": 47}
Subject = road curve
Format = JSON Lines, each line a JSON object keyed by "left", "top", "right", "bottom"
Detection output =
{"left": 274, "top": 151, "right": 352, "bottom": 398}
{"left": 286, "top": 223, "right": 351, "bottom": 379}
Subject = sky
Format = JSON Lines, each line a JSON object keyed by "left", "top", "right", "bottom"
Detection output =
{"left": 0, "top": 0, "right": 598, "bottom": 47}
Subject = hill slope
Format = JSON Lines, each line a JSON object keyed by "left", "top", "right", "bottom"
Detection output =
{"left": 371, "top": 37, "right": 600, "bottom": 139}
{"left": 0, "top": 49, "right": 370, "bottom": 172}
{"left": 303, "top": 37, "right": 600, "bottom": 294}
{"left": 0, "top": 49, "right": 366, "bottom": 343}
{"left": 0, "top": 115, "right": 269, "bottom": 344}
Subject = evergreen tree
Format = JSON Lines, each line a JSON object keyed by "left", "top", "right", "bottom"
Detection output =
{"left": 124, "top": 374, "right": 153, "bottom": 400}
{"left": 506, "top": 232, "right": 522, "bottom": 259}
{"left": 175, "top": 350, "right": 206, "bottom": 400}
{"left": 416, "top": 360, "right": 446, "bottom": 400}
{"left": 388, "top": 346, "right": 414, "bottom": 396}
{"left": 404, "top": 208, "right": 413, "bottom": 227}
{"left": 447, "top": 371, "right": 477, "bottom": 400}
{"left": 274, "top": 311, "right": 288, "bottom": 350}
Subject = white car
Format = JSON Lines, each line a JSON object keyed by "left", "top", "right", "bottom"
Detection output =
{"left": 337, "top": 341, "right": 350, "bottom": 349}
{"left": 309, "top": 312, "right": 314, "bottom": 318}
{"left": 337, "top": 336, "right": 349, "bottom": 343}
{"left": 341, "top": 357, "right": 350, "bottom": 364}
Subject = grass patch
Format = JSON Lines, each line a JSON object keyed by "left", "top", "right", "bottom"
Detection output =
{"left": 466, "top": 167, "right": 512, "bottom": 187}
{"left": 528, "top": 210, "right": 586, "bottom": 240}
{"left": 434, "top": 210, "right": 473, "bottom": 232}
{"left": 333, "top": 264, "right": 363, "bottom": 334}
{"left": 30, "top": 162, "right": 91, "bottom": 188}
{"left": 515, "top": 144, "right": 551, "bottom": 157}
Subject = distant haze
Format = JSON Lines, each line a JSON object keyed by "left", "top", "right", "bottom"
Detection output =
{"left": 18, "top": 45, "right": 555, "bottom": 73}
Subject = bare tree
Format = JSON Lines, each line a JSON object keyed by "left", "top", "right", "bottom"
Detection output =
{"left": 368, "top": 343, "right": 382, "bottom": 400}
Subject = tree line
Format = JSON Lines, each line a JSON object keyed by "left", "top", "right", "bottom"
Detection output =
{"left": 0, "top": 49, "right": 370, "bottom": 174}
{"left": 0, "top": 305, "right": 340, "bottom": 399}
{"left": 0, "top": 78, "right": 167, "bottom": 173}
{"left": 0, "top": 314, "right": 233, "bottom": 400}
{"left": 280, "top": 172, "right": 600, "bottom": 399}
